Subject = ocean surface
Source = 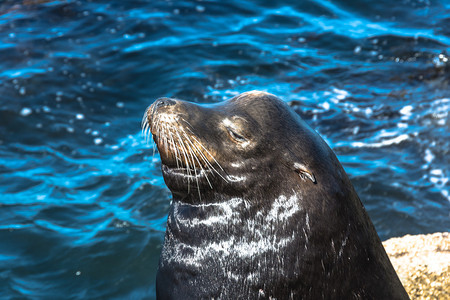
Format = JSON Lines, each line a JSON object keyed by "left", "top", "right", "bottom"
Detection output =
{"left": 0, "top": 0, "right": 449, "bottom": 298}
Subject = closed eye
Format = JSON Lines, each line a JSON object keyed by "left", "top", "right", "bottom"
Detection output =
{"left": 227, "top": 127, "right": 247, "bottom": 143}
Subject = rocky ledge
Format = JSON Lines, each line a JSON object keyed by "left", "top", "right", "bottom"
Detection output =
{"left": 383, "top": 232, "right": 449, "bottom": 299}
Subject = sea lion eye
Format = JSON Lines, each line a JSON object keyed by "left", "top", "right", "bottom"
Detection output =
{"left": 227, "top": 127, "right": 247, "bottom": 143}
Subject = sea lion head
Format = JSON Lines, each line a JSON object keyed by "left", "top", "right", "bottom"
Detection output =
{"left": 143, "top": 90, "right": 341, "bottom": 204}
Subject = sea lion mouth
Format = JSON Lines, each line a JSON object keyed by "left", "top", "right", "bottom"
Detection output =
{"left": 161, "top": 164, "right": 212, "bottom": 180}
{"left": 161, "top": 163, "right": 216, "bottom": 197}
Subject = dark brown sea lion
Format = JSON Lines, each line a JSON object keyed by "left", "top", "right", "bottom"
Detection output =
{"left": 142, "top": 91, "right": 409, "bottom": 299}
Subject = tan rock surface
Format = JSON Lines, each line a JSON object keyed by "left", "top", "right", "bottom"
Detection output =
{"left": 383, "top": 232, "right": 450, "bottom": 300}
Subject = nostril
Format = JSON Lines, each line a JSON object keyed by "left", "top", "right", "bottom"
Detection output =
{"left": 155, "top": 97, "right": 176, "bottom": 108}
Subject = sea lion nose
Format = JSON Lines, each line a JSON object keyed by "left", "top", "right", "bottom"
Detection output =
{"left": 155, "top": 97, "right": 176, "bottom": 108}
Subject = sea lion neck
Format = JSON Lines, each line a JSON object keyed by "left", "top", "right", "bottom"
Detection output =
{"left": 164, "top": 190, "right": 303, "bottom": 247}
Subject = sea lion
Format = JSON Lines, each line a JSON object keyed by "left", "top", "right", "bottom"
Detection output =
{"left": 142, "top": 91, "right": 409, "bottom": 299}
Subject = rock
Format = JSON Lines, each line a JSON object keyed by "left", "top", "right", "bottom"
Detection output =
{"left": 383, "top": 232, "right": 450, "bottom": 299}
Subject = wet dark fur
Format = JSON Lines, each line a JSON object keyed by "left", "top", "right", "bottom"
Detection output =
{"left": 144, "top": 92, "right": 409, "bottom": 299}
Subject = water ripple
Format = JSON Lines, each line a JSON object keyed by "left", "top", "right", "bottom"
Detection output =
{"left": 0, "top": 0, "right": 449, "bottom": 298}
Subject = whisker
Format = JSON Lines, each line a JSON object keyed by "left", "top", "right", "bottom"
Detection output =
{"left": 174, "top": 129, "right": 194, "bottom": 192}
{"left": 179, "top": 130, "right": 203, "bottom": 200}
{"left": 152, "top": 120, "right": 160, "bottom": 157}
{"left": 143, "top": 122, "right": 149, "bottom": 143}
{"left": 168, "top": 126, "right": 182, "bottom": 169}
{"left": 141, "top": 119, "right": 146, "bottom": 135}
{"left": 179, "top": 127, "right": 212, "bottom": 191}
{"left": 187, "top": 133, "right": 229, "bottom": 183}
{"left": 146, "top": 125, "right": 152, "bottom": 144}
{"left": 141, "top": 110, "right": 158, "bottom": 155}
{"left": 164, "top": 125, "right": 171, "bottom": 159}
{"left": 141, "top": 108, "right": 149, "bottom": 128}
{"left": 179, "top": 126, "right": 226, "bottom": 183}
{"left": 183, "top": 126, "right": 228, "bottom": 174}
{"left": 179, "top": 129, "right": 214, "bottom": 189}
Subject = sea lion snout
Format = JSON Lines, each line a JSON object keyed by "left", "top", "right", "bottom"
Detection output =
{"left": 146, "top": 97, "right": 179, "bottom": 135}
{"left": 154, "top": 97, "right": 176, "bottom": 109}
{"left": 149, "top": 97, "right": 177, "bottom": 120}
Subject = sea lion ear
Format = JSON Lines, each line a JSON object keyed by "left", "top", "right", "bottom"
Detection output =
{"left": 294, "top": 162, "right": 317, "bottom": 184}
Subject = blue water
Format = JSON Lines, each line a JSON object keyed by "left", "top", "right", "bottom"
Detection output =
{"left": 0, "top": 0, "right": 449, "bottom": 298}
